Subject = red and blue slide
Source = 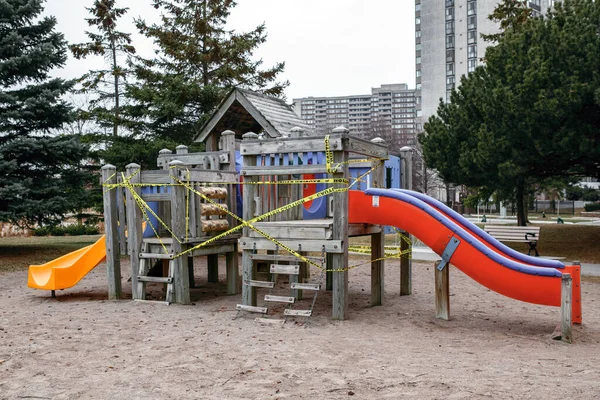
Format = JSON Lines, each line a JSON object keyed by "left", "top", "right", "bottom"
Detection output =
{"left": 347, "top": 189, "right": 582, "bottom": 324}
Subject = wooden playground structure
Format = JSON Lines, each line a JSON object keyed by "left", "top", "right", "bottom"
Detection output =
{"left": 101, "top": 126, "right": 413, "bottom": 321}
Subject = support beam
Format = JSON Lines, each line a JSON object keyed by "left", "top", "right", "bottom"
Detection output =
{"left": 400, "top": 234, "right": 412, "bottom": 295}
{"left": 169, "top": 161, "right": 191, "bottom": 304}
{"left": 561, "top": 273, "right": 573, "bottom": 343}
{"left": 241, "top": 132, "right": 259, "bottom": 306}
{"left": 125, "top": 163, "right": 143, "bottom": 299}
{"left": 434, "top": 260, "right": 450, "bottom": 320}
{"left": 371, "top": 231, "right": 384, "bottom": 306}
{"left": 207, "top": 254, "right": 219, "bottom": 283}
{"left": 101, "top": 165, "right": 122, "bottom": 300}
{"left": 226, "top": 242, "right": 239, "bottom": 295}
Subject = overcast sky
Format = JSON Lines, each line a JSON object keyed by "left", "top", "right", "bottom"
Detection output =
{"left": 45, "top": 0, "right": 416, "bottom": 101}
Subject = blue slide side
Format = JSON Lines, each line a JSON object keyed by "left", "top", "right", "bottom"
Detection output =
{"left": 393, "top": 189, "right": 565, "bottom": 270}
{"left": 364, "top": 188, "right": 562, "bottom": 278}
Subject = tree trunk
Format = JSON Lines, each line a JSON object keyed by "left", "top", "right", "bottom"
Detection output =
{"left": 516, "top": 181, "right": 526, "bottom": 226}
{"left": 111, "top": 36, "right": 119, "bottom": 137}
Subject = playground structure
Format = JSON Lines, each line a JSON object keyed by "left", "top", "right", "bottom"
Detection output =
{"left": 25, "top": 85, "right": 583, "bottom": 341}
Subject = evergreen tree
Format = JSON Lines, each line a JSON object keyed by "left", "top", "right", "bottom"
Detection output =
{"left": 481, "top": 0, "right": 533, "bottom": 42}
{"left": 0, "top": 0, "right": 92, "bottom": 226}
{"left": 125, "top": 0, "right": 288, "bottom": 145}
{"left": 70, "top": 0, "right": 136, "bottom": 137}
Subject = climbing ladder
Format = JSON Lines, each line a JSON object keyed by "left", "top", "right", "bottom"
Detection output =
{"left": 235, "top": 251, "right": 325, "bottom": 325}
{"left": 136, "top": 239, "right": 175, "bottom": 304}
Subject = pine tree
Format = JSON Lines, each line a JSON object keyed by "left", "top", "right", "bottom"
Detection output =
{"left": 0, "top": 0, "right": 92, "bottom": 226}
{"left": 481, "top": 0, "right": 533, "bottom": 43}
{"left": 125, "top": 0, "right": 288, "bottom": 144}
{"left": 70, "top": 0, "right": 136, "bottom": 137}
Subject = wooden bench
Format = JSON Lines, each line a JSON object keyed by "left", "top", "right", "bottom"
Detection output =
{"left": 483, "top": 225, "right": 541, "bottom": 256}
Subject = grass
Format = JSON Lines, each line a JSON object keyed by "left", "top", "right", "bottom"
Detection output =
{"left": 0, "top": 235, "right": 102, "bottom": 273}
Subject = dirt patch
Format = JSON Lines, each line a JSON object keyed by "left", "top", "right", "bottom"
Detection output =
{"left": 1, "top": 256, "right": 599, "bottom": 399}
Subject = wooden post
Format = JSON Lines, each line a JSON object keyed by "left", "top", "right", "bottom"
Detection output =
{"left": 561, "top": 273, "right": 573, "bottom": 343}
{"left": 399, "top": 146, "right": 413, "bottom": 296}
{"left": 226, "top": 242, "right": 239, "bottom": 295}
{"left": 370, "top": 137, "right": 386, "bottom": 306}
{"left": 125, "top": 163, "right": 143, "bottom": 299}
{"left": 101, "top": 165, "right": 122, "bottom": 300}
{"left": 169, "top": 160, "right": 191, "bottom": 304}
{"left": 326, "top": 253, "right": 333, "bottom": 291}
{"left": 434, "top": 261, "right": 450, "bottom": 320}
{"left": 207, "top": 254, "right": 219, "bottom": 283}
{"left": 332, "top": 127, "right": 350, "bottom": 320}
{"left": 116, "top": 179, "right": 127, "bottom": 255}
{"left": 241, "top": 132, "right": 259, "bottom": 306}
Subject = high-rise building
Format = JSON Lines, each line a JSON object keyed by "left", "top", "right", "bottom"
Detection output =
{"left": 415, "top": 0, "right": 554, "bottom": 126}
{"left": 292, "top": 83, "right": 418, "bottom": 146}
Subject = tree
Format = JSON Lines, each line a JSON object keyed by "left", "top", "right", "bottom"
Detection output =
{"left": 125, "top": 0, "right": 288, "bottom": 145}
{"left": 421, "top": 0, "right": 600, "bottom": 225}
{"left": 481, "top": 0, "right": 532, "bottom": 43}
{"left": 70, "top": 0, "right": 136, "bottom": 137}
{"left": 0, "top": 0, "right": 93, "bottom": 226}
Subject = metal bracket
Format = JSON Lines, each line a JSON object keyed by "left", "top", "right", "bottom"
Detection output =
{"left": 437, "top": 237, "right": 461, "bottom": 271}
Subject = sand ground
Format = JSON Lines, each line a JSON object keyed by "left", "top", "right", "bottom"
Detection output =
{"left": 1, "top": 256, "right": 599, "bottom": 399}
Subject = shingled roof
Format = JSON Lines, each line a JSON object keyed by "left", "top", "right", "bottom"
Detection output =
{"left": 194, "top": 87, "right": 311, "bottom": 143}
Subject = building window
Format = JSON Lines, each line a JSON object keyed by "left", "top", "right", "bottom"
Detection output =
{"left": 416, "top": 56, "right": 421, "bottom": 64}
{"left": 467, "top": 1, "right": 476, "bottom": 16}
{"left": 468, "top": 59, "right": 477, "bottom": 72}
{"left": 415, "top": 3, "right": 421, "bottom": 11}
{"left": 445, "top": 0, "right": 454, "bottom": 6}
{"left": 467, "top": 15, "right": 477, "bottom": 30}
{"left": 468, "top": 44, "right": 477, "bottom": 58}
{"left": 415, "top": 43, "right": 422, "bottom": 51}
{"left": 416, "top": 17, "right": 421, "bottom": 25}
{"left": 416, "top": 69, "right": 421, "bottom": 78}
{"left": 446, "top": 76, "right": 455, "bottom": 90}
{"left": 416, "top": 30, "right": 421, "bottom": 38}
{"left": 468, "top": 29, "right": 477, "bottom": 44}
{"left": 446, "top": 35, "right": 454, "bottom": 49}
{"left": 446, "top": 63, "right": 454, "bottom": 76}
{"left": 446, "top": 21, "right": 454, "bottom": 34}
{"left": 446, "top": 7, "right": 454, "bottom": 21}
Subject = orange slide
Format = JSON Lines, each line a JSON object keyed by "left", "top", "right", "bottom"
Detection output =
{"left": 348, "top": 190, "right": 581, "bottom": 323}
{"left": 28, "top": 235, "right": 107, "bottom": 292}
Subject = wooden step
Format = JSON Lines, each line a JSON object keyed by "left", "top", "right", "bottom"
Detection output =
{"left": 244, "top": 280, "right": 275, "bottom": 289}
{"left": 270, "top": 264, "right": 300, "bottom": 275}
{"left": 133, "top": 299, "right": 170, "bottom": 306}
{"left": 236, "top": 304, "right": 268, "bottom": 314}
{"left": 284, "top": 309, "right": 312, "bottom": 317}
{"left": 264, "top": 295, "right": 295, "bottom": 304}
{"left": 137, "top": 276, "right": 173, "bottom": 284}
{"left": 139, "top": 252, "right": 174, "bottom": 259}
{"left": 142, "top": 238, "right": 174, "bottom": 244}
{"left": 250, "top": 254, "right": 325, "bottom": 264}
{"left": 290, "top": 283, "right": 320, "bottom": 291}
{"left": 254, "top": 318, "right": 285, "bottom": 325}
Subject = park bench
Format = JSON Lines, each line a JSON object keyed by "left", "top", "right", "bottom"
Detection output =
{"left": 483, "top": 225, "right": 541, "bottom": 257}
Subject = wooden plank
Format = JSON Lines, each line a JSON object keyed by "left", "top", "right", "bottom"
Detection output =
{"left": 264, "top": 295, "right": 295, "bottom": 304}
{"left": 240, "top": 136, "right": 342, "bottom": 155}
{"left": 241, "top": 164, "right": 329, "bottom": 177}
{"left": 270, "top": 264, "right": 300, "bottom": 275}
{"left": 137, "top": 276, "right": 173, "bottom": 284}
{"left": 240, "top": 238, "right": 344, "bottom": 253}
{"left": 250, "top": 254, "right": 325, "bottom": 264}
{"left": 244, "top": 280, "right": 275, "bottom": 288}
{"left": 347, "top": 136, "right": 389, "bottom": 158}
{"left": 143, "top": 237, "right": 174, "bottom": 244}
{"left": 169, "top": 164, "right": 191, "bottom": 304}
{"left": 332, "top": 132, "right": 349, "bottom": 320}
{"left": 236, "top": 304, "right": 267, "bottom": 314}
{"left": 435, "top": 260, "right": 450, "bottom": 320}
{"left": 207, "top": 254, "right": 219, "bottom": 283}
{"left": 183, "top": 169, "right": 238, "bottom": 183}
{"left": 348, "top": 224, "right": 382, "bottom": 237}
{"left": 284, "top": 309, "right": 312, "bottom": 317}
{"left": 254, "top": 317, "right": 285, "bottom": 325}
{"left": 561, "top": 273, "right": 573, "bottom": 343}
{"left": 139, "top": 252, "right": 174, "bottom": 260}
{"left": 140, "top": 170, "right": 171, "bottom": 184}
{"left": 190, "top": 244, "right": 235, "bottom": 257}
{"left": 157, "top": 151, "right": 229, "bottom": 168}
{"left": 125, "top": 164, "right": 143, "bottom": 300}
{"left": 248, "top": 225, "right": 331, "bottom": 240}
{"left": 242, "top": 150, "right": 258, "bottom": 307}
{"left": 226, "top": 242, "right": 239, "bottom": 295}
{"left": 140, "top": 193, "right": 171, "bottom": 202}
{"left": 400, "top": 232, "right": 412, "bottom": 296}
{"left": 101, "top": 165, "right": 122, "bottom": 300}
{"left": 134, "top": 299, "right": 170, "bottom": 306}
{"left": 290, "top": 283, "right": 320, "bottom": 291}
{"left": 371, "top": 231, "right": 384, "bottom": 306}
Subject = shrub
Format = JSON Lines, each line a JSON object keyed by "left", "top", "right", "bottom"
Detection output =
{"left": 584, "top": 203, "right": 600, "bottom": 212}
{"left": 33, "top": 224, "right": 100, "bottom": 236}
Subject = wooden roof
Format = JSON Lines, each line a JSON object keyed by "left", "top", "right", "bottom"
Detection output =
{"left": 194, "top": 88, "right": 311, "bottom": 143}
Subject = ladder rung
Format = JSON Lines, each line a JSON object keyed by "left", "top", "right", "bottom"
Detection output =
{"left": 254, "top": 318, "right": 285, "bottom": 325}
{"left": 284, "top": 309, "right": 312, "bottom": 317}
{"left": 244, "top": 280, "right": 275, "bottom": 288}
{"left": 270, "top": 264, "right": 300, "bottom": 275}
{"left": 250, "top": 254, "right": 325, "bottom": 264}
{"left": 137, "top": 276, "right": 173, "bottom": 284}
{"left": 264, "top": 295, "right": 295, "bottom": 304}
{"left": 236, "top": 304, "right": 268, "bottom": 314}
{"left": 290, "top": 283, "right": 320, "bottom": 291}
{"left": 139, "top": 252, "right": 174, "bottom": 259}
{"left": 133, "top": 299, "right": 170, "bottom": 306}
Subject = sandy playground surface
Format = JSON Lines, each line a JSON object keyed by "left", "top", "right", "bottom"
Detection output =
{"left": 1, "top": 255, "right": 600, "bottom": 399}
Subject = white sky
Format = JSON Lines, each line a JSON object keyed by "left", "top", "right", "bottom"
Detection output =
{"left": 45, "top": 0, "right": 416, "bottom": 101}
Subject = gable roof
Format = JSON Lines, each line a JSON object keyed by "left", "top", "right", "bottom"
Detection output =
{"left": 194, "top": 87, "right": 311, "bottom": 143}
